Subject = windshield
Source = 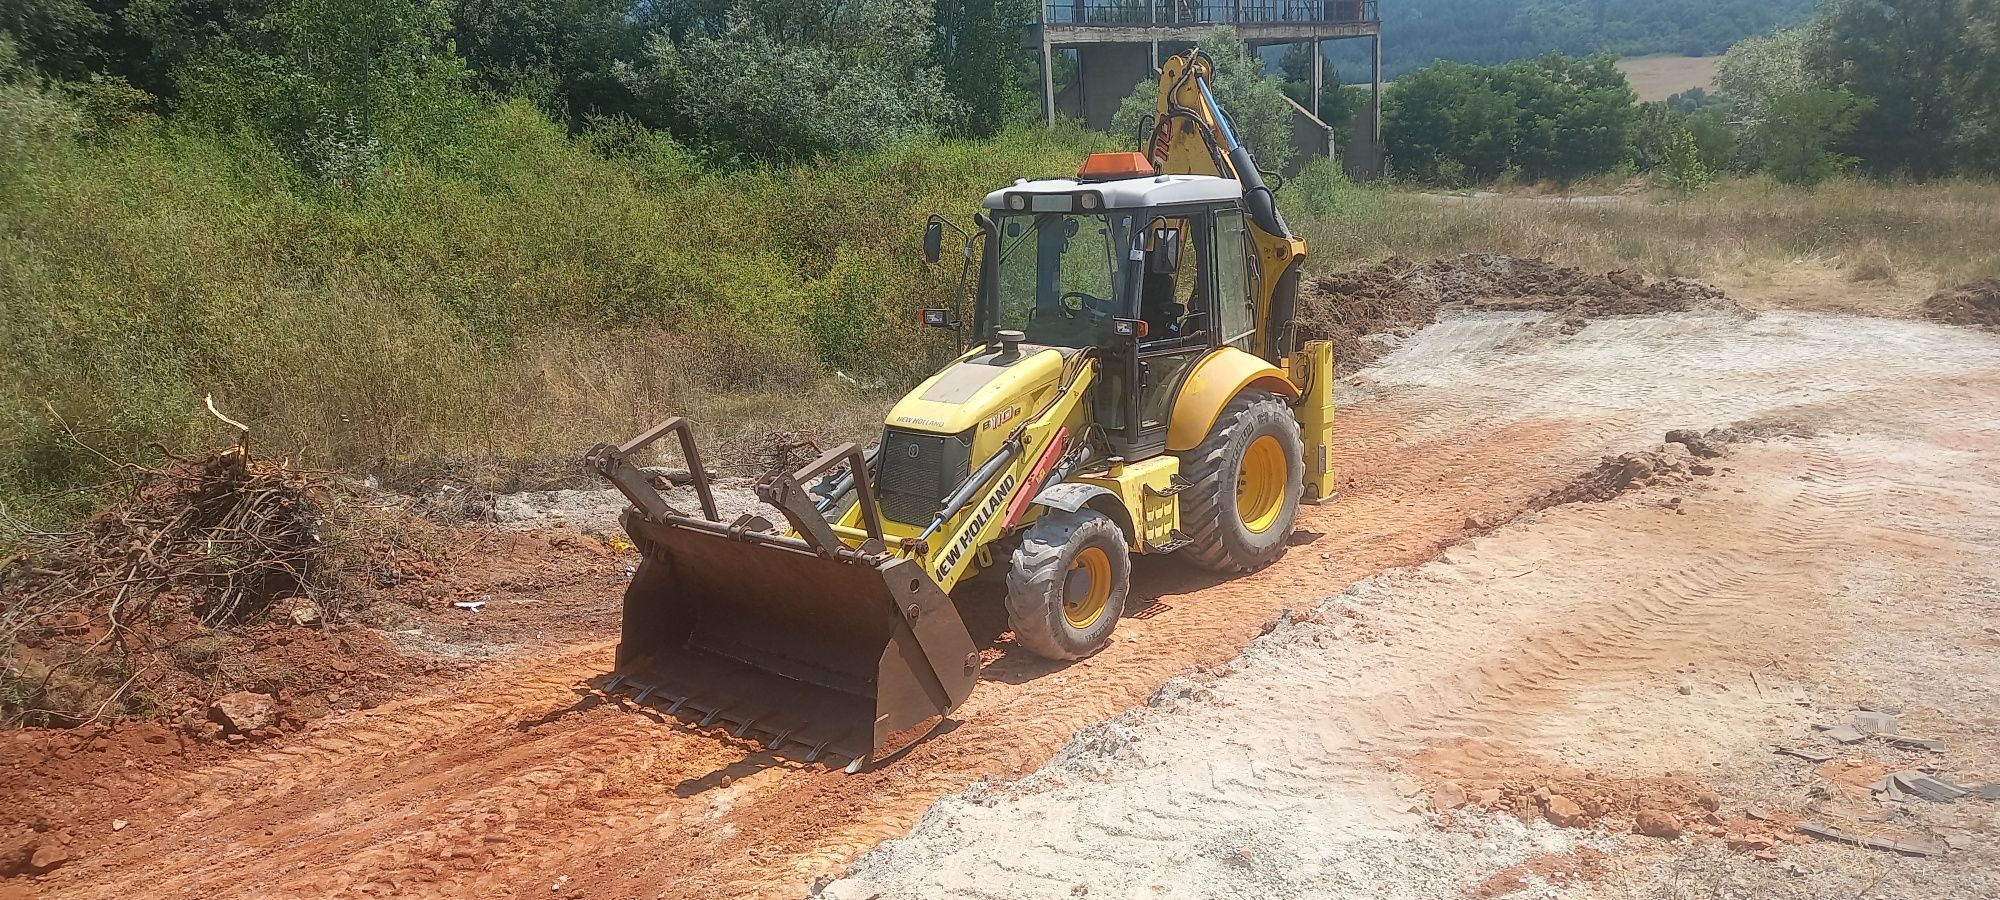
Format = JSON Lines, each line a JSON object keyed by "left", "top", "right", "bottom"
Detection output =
{"left": 993, "top": 211, "right": 1136, "bottom": 347}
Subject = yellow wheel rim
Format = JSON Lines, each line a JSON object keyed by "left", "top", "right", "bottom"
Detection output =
{"left": 1063, "top": 546, "right": 1114, "bottom": 630}
{"left": 1236, "top": 435, "right": 1287, "bottom": 534}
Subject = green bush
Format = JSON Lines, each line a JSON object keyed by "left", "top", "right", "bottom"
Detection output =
{"left": 620, "top": 1, "right": 959, "bottom": 163}
{"left": 1384, "top": 53, "right": 1638, "bottom": 185}
{"left": 0, "top": 82, "right": 1106, "bottom": 529}
{"left": 1756, "top": 88, "right": 1870, "bottom": 186}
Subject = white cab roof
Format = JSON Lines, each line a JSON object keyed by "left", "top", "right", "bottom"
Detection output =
{"left": 981, "top": 174, "right": 1242, "bottom": 211}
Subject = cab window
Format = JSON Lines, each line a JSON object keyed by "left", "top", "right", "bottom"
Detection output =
{"left": 1212, "top": 209, "right": 1255, "bottom": 349}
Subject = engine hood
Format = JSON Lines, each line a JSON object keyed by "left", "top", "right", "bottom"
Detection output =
{"left": 884, "top": 345, "right": 1071, "bottom": 437}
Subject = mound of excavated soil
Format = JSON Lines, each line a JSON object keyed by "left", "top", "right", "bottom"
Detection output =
{"left": 1921, "top": 278, "right": 2000, "bottom": 327}
{"left": 1296, "top": 254, "right": 1732, "bottom": 372}
{"left": 1532, "top": 448, "right": 1710, "bottom": 508}
{"left": 1525, "top": 420, "right": 1817, "bottom": 511}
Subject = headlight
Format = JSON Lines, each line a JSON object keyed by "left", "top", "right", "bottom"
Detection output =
{"left": 1007, "top": 194, "right": 1027, "bottom": 210}
{"left": 1079, "top": 192, "right": 1101, "bottom": 210}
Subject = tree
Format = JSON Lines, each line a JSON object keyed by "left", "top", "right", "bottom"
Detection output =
{"left": 1808, "top": 0, "right": 2000, "bottom": 177}
{"left": 1684, "top": 105, "right": 1740, "bottom": 173}
{"left": 1630, "top": 101, "right": 1679, "bottom": 171}
{"left": 1383, "top": 53, "right": 1637, "bottom": 184}
{"left": 171, "top": 0, "right": 473, "bottom": 180}
{"left": 98, "top": 0, "right": 262, "bottom": 98}
{"left": 934, "top": 0, "right": 1037, "bottom": 136}
{"left": 1495, "top": 53, "right": 1637, "bottom": 183}
{"left": 1755, "top": 87, "right": 1870, "bottom": 185}
{"left": 621, "top": 2, "right": 958, "bottom": 162}
{"left": 446, "top": 0, "right": 643, "bottom": 129}
{"left": 1716, "top": 24, "right": 1823, "bottom": 120}
{"left": 1, "top": 0, "right": 103, "bottom": 78}
{"left": 1369, "top": 0, "right": 1818, "bottom": 79}
{"left": 1278, "top": 42, "right": 1353, "bottom": 134}
{"left": 1110, "top": 28, "right": 1296, "bottom": 172}
{"left": 1658, "top": 125, "right": 1711, "bottom": 191}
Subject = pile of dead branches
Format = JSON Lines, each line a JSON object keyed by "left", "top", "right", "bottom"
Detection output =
{"left": 2, "top": 445, "right": 329, "bottom": 725}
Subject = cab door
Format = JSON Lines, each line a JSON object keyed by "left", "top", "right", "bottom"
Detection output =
{"left": 1109, "top": 210, "right": 1216, "bottom": 458}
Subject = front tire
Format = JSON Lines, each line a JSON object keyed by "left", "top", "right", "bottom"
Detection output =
{"left": 1005, "top": 509, "right": 1130, "bottom": 660}
{"left": 1177, "top": 390, "right": 1303, "bottom": 572}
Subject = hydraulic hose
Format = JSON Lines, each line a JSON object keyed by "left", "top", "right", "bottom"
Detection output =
{"left": 1197, "top": 74, "right": 1292, "bottom": 240}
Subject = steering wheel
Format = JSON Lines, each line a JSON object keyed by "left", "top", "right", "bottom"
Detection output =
{"left": 1060, "top": 291, "right": 1114, "bottom": 319}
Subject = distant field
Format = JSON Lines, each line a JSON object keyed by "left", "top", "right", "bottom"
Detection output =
{"left": 1616, "top": 54, "right": 1721, "bottom": 101}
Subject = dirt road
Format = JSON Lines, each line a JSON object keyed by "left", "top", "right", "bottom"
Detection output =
{"left": 15, "top": 306, "right": 2000, "bottom": 899}
{"left": 845, "top": 310, "right": 2000, "bottom": 898}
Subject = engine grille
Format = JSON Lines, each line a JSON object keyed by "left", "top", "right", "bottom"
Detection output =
{"left": 876, "top": 427, "right": 973, "bottom": 525}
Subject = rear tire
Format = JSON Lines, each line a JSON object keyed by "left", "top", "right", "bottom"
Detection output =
{"left": 1005, "top": 509, "right": 1130, "bottom": 660}
{"left": 1176, "top": 390, "right": 1303, "bottom": 572}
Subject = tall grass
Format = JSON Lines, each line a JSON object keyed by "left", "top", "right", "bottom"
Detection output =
{"left": 6, "top": 101, "right": 1998, "bottom": 534}
{"left": 0, "top": 100, "right": 1111, "bottom": 528}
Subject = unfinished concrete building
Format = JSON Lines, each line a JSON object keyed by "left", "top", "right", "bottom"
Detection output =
{"left": 1036, "top": 1, "right": 1383, "bottom": 179}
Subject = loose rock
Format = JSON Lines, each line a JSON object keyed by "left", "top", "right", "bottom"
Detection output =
{"left": 1666, "top": 429, "right": 1724, "bottom": 459}
{"left": 1544, "top": 795, "right": 1588, "bottom": 827}
{"left": 211, "top": 691, "right": 278, "bottom": 734}
{"left": 1429, "top": 780, "right": 1467, "bottom": 811}
{"left": 28, "top": 841, "right": 69, "bottom": 873}
{"left": 1634, "top": 810, "right": 1683, "bottom": 839}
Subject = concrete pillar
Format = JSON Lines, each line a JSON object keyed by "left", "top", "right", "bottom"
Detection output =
{"left": 1310, "top": 39, "right": 1323, "bottom": 119}
{"left": 1042, "top": 36, "right": 1057, "bottom": 127}
{"left": 1370, "top": 33, "right": 1383, "bottom": 149}
{"left": 1148, "top": 0, "right": 1157, "bottom": 70}
{"left": 1338, "top": 32, "right": 1386, "bottom": 181}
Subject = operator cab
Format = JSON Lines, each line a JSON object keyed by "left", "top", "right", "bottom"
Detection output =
{"left": 965, "top": 153, "right": 1260, "bottom": 458}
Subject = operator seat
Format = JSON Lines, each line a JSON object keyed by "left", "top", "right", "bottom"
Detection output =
{"left": 1140, "top": 270, "right": 1185, "bottom": 339}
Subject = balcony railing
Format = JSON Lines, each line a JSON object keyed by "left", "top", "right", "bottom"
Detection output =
{"left": 1042, "top": 1, "right": 1379, "bottom": 27}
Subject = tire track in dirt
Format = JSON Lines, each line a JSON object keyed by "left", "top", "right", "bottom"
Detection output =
{"left": 836, "top": 311, "right": 2000, "bottom": 899}
{"left": 604, "top": 307, "right": 1954, "bottom": 898}
{"left": 572, "top": 414, "right": 1606, "bottom": 900}
{"left": 36, "top": 412, "right": 1597, "bottom": 900}
{"left": 834, "top": 442, "right": 1925, "bottom": 900}
{"left": 50, "top": 645, "right": 759, "bottom": 898}
{"left": 1334, "top": 442, "right": 1876, "bottom": 757}
{"left": 36, "top": 310, "right": 2000, "bottom": 900}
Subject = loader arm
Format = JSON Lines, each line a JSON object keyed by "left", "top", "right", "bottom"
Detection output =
{"left": 1148, "top": 50, "right": 1311, "bottom": 361}
{"left": 826, "top": 349, "right": 1099, "bottom": 594}
{"left": 925, "top": 352, "right": 1097, "bottom": 592}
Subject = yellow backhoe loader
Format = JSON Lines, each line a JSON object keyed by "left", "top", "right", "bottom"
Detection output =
{"left": 584, "top": 49, "right": 1336, "bottom": 770}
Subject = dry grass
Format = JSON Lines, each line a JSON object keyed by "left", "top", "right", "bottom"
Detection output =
{"left": 1298, "top": 177, "right": 2000, "bottom": 292}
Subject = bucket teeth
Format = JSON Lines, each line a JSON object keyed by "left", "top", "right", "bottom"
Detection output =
{"left": 603, "top": 671, "right": 873, "bottom": 770}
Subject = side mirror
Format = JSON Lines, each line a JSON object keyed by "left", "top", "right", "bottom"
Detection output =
{"left": 1147, "top": 227, "right": 1182, "bottom": 275}
{"left": 923, "top": 221, "right": 944, "bottom": 265}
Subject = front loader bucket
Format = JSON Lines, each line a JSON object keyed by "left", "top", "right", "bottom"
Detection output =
{"left": 609, "top": 510, "right": 980, "bottom": 767}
